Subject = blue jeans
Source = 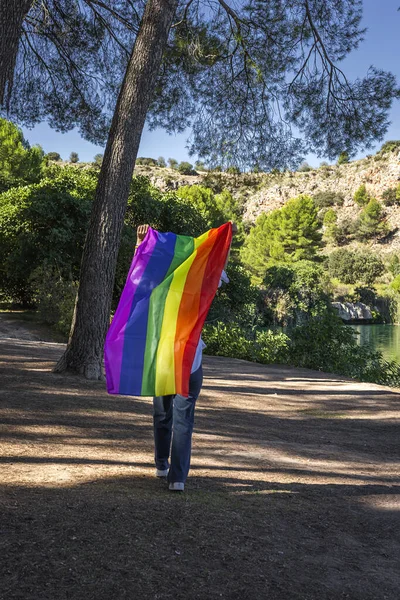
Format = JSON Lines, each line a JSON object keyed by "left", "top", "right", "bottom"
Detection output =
{"left": 153, "top": 366, "right": 203, "bottom": 484}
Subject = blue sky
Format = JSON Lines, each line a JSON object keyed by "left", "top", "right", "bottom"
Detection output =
{"left": 22, "top": 0, "right": 400, "bottom": 167}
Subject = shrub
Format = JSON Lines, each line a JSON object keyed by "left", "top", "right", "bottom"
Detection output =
{"left": 69, "top": 152, "right": 79, "bottom": 163}
{"left": 47, "top": 152, "right": 61, "bottom": 161}
{"left": 328, "top": 249, "right": 385, "bottom": 285}
{"left": 390, "top": 275, "right": 400, "bottom": 294}
{"left": 0, "top": 167, "right": 97, "bottom": 304}
{"left": 337, "top": 151, "right": 350, "bottom": 165}
{"left": 379, "top": 140, "right": 400, "bottom": 154}
{"left": 202, "top": 322, "right": 289, "bottom": 363}
{"left": 157, "top": 156, "right": 166, "bottom": 168}
{"left": 297, "top": 161, "right": 312, "bottom": 172}
{"left": 136, "top": 157, "right": 158, "bottom": 166}
{"left": 93, "top": 153, "right": 103, "bottom": 166}
{"left": 30, "top": 266, "right": 77, "bottom": 337}
{"left": 287, "top": 311, "right": 400, "bottom": 387}
{"left": 225, "top": 166, "right": 241, "bottom": 174}
{"left": 313, "top": 191, "right": 344, "bottom": 208}
{"left": 168, "top": 158, "right": 178, "bottom": 169}
{"left": 381, "top": 187, "right": 398, "bottom": 206}
{"left": 353, "top": 184, "right": 369, "bottom": 206}
{"left": 178, "top": 161, "right": 196, "bottom": 175}
{"left": 323, "top": 208, "right": 338, "bottom": 242}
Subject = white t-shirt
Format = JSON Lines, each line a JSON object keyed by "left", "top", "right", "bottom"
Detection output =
{"left": 191, "top": 270, "right": 229, "bottom": 373}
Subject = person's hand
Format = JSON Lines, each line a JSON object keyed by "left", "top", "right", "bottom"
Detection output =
{"left": 136, "top": 224, "right": 149, "bottom": 246}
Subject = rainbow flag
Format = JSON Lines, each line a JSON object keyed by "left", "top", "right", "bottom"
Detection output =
{"left": 104, "top": 222, "right": 232, "bottom": 397}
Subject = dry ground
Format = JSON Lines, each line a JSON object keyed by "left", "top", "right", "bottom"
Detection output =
{"left": 0, "top": 314, "right": 399, "bottom": 600}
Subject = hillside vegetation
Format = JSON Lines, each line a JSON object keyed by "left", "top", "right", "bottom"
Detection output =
{"left": 1, "top": 118, "right": 400, "bottom": 386}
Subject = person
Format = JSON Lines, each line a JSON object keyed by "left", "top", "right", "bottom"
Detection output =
{"left": 135, "top": 223, "right": 235, "bottom": 492}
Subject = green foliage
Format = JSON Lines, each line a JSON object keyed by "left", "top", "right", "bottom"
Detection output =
{"left": 390, "top": 275, "right": 400, "bottom": 294}
{"left": 328, "top": 249, "right": 385, "bottom": 285}
{"left": 337, "top": 151, "right": 350, "bottom": 165}
{"left": 136, "top": 157, "right": 158, "bottom": 166}
{"left": 353, "top": 184, "right": 369, "bottom": 207}
{"left": 168, "top": 158, "right": 178, "bottom": 169}
{"left": 297, "top": 161, "right": 312, "bottom": 172}
{"left": 379, "top": 140, "right": 400, "bottom": 154}
{"left": 93, "top": 153, "right": 103, "bottom": 166}
{"left": 287, "top": 311, "right": 400, "bottom": 387}
{"left": 381, "top": 187, "right": 398, "bottom": 206}
{"left": 225, "top": 166, "right": 241, "bottom": 174}
{"left": 355, "top": 198, "right": 388, "bottom": 241}
{"left": 0, "top": 118, "right": 45, "bottom": 191}
{"left": 126, "top": 177, "right": 207, "bottom": 236}
{"left": 323, "top": 208, "right": 338, "bottom": 242}
{"left": 176, "top": 185, "right": 237, "bottom": 228}
{"left": 202, "top": 322, "right": 290, "bottom": 364}
{"left": 388, "top": 254, "right": 400, "bottom": 277}
{"left": 207, "top": 262, "right": 260, "bottom": 327}
{"left": 47, "top": 152, "right": 61, "bottom": 161}
{"left": 178, "top": 161, "right": 195, "bottom": 175}
{"left": 241, "top": 195, "right": 322, "bottom": 278}
{"left": 157, "top": 156, "right": 166, "bottom": 167}
{"left": 0, "top": 166, "right": 97, "bottom": 303}
{"left": 313, "top": 191, "right": 344, "bottom": 208}
{"left": 263, "top": 261, "right": 329, "bottom": 325}
{"left": 29, "top": 265, "right": 77, "bottom": 337}
{"left": 69, "top": 152, "right": 79, "bottom": 163}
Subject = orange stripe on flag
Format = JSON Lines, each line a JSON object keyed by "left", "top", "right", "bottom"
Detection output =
{"left": 174, "top": 229, "right": 217, "bottom": 394}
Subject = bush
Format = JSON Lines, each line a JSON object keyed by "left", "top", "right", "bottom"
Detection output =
{"left": 30, "top": 266, "right": 77, "bottom": 337}
{"left": 47, "top": 152, "right": 61, "bottom": 162}
{"left": 337, "top": 151, "right": 350, "bottom": 165}
{"left": 287, "top": 312, "right": 400, "bottom": 387}
{"left": 381, "top": 187, "right": 398, "bottom": 206}
{"left": 136, "top": 157, "right": 158, "bottom": 166}
{"left": 297, "top": 161, "right": 312, "bottom": 172}
{"left": 69, "top": 152, "right": 79, "bottom": 163}
{"left": 202, "top": 322, "right": 289, "bottom": 364}
{"left": 0, "top": 167, "right": 97, "bottom": 303}
{"left": 178, "top": 161, "right": 196, "bottom": 175}
{"left": 313, "top": 191, "right": 344, "bottom": 208}
{"left": 225, "top": 166, "right": 241, "bottom": 174}
{"left": 157, "top": 156, "right": 166, "bottom": 168}
{"left": 379, "top": 140, "right": 400, "bottom": 154}
{"left": 353, "top": 184, "right": 369, "bottom": 206}
{"left": 93, "top": 153, "right": 103, "bottom": 166}
{"left": 390, "top": 275, "right": 400, "bottom": 294}
{"left": 328, "top": 249, "right": 385, "bottom": 285}
{"left": 263, "top": 261, "right": 329, "bottom": 325}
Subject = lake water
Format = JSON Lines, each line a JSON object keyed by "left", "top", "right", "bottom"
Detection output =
{"left": 350, "top": 324, "right": 400, "bottom": 362}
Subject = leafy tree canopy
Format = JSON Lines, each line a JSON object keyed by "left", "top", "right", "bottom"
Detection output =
{"left": 2, "top": 0, "right": 399, "bottom": 170}
{"left": 0, "top": 117, "right": 45, "bottom": 190}
{"left": 241, "top": 195, "right": 322, "bottom": 278}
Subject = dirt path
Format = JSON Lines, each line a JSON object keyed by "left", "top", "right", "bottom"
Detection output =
{"left": 0, "top": 316, "right": 399, "bottom": 600}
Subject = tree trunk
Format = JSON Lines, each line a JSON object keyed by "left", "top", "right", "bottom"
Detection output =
{"left": 54, "top": 0, "right": 178, "bottom": 379}
{"left": 0, "top": 0, "right": 33, "bottom": 106}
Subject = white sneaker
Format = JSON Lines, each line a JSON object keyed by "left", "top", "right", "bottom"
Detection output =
{"left": 156, "top": 469, "right": 169, "bottom": 478}
{"left": 169, "top": 482, "right": 184, "bottom": 492}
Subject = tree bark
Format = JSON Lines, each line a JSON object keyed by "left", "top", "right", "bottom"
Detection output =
{"left": 0, "top": 0, "right": 33, "bottom": 106}
{"left": 54, "top": 0, "right": 178, "bottom": 379}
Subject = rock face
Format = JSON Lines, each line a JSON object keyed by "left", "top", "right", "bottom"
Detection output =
{"left": 332, "top": 302, "right": 373, "bottom": 322}
{"left": 243, "top": 152, "right": 400, "bottom": 222}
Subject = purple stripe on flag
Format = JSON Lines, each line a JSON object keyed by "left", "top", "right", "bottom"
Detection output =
{"left": 104, "top": 229, "right": 157, "bottom": 393}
